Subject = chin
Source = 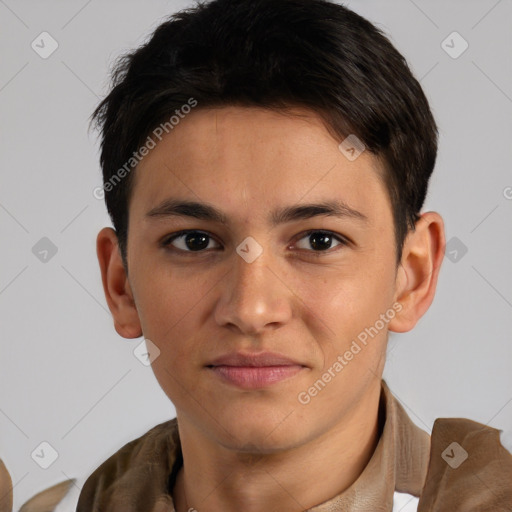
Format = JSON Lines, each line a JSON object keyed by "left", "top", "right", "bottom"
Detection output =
{"left": 210, "top": 412, "right": 305, "bottom": 453}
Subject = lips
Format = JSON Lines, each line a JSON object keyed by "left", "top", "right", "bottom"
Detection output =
{"left": 206, "top": 351, "right": 306, "bottom": 389}
{"left": 207, "top": 351, "right": 303, "bottom": 368}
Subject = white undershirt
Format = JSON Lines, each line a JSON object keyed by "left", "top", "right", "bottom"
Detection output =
{"left": 392, "top": 491, "right": 420, "bottom": 511}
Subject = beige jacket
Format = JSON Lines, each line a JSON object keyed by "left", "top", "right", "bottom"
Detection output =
{"left": 74, "top": 380, "right": 512, "bottom": 511}
{"left": 2, "top": 381, "right": 511, "bottom": 511}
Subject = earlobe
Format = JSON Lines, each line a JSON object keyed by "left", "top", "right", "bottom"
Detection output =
{"left": 388, "top": 212, "right": 446, "bottom": 333}
{"left": 96, "top": 227, "right": 142, "bottom": 339}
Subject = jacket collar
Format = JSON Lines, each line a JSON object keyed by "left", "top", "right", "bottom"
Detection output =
{"left": 165, "top": 379, "right": 431, "bottom": 511}
{"left": 77, "top": 380, "right": 430, "bottom": 512}
{"left": 76, "top": 379, "right": 512, "bottom": 511}
{"left": 306, "top": 380, "right": 430, "bottom": 511}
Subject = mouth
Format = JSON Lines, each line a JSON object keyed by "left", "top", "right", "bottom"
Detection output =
{"left": 207, "top": 364, "right": 304, "bottom": 389}
{"left": 206, "top": 351, "right": 307, "bottom": 389}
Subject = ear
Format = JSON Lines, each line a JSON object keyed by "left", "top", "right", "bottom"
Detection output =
{"left": 96, "top": 227, "right": 142, "bottom": 339}
{"left": 388, "top": 211, "right": 446, "bottom": 333}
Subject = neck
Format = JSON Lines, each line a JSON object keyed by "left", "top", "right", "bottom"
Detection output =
{"left": 172, "top": 383, "right": 383, "bottom": 512}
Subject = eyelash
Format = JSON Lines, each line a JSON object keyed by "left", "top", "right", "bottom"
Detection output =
{"left": 160, "top": 229, "right": 349, "bottom": 257}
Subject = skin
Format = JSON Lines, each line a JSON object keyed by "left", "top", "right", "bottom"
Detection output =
{"left": 97, "top": 106, "right": 445, "bottom": 512}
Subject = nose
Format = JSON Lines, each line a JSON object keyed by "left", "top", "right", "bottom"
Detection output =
{"left": 214, "top": 243, "right": 293, "bottom": 335}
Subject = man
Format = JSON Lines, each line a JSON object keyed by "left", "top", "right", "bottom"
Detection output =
{"left": 76, "top": 0, "right": 512, "bottom": 510}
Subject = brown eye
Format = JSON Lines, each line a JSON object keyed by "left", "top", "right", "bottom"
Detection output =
{"left": 295, "top": 230, "right": 346, "bottom": 252}
{"left": 163, "top": 231, "right": 221, "bottom": 252}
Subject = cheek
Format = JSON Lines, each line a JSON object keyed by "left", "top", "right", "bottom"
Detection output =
{"left": 139, "top": 272, "right": 201, "bottom": 403}
{"left": 131, "top": 262, "right": 200, "bottom": 353}
{"left": 295, "top": 259, "right": 395, "bottom": 362}
{"left": 303, "top": 268, "right": 393, "bottom": 327}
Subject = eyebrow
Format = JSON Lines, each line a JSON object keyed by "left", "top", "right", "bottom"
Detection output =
{"left": 145, "top": 198, "right": 369, "bottom": 226}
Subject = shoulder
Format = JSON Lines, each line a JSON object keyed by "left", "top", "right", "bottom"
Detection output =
{"left": 419, "top": 417, "right": 512, "bottom": 510}
{"left": 76, "top": 418, "right": 180, "bottom": 512}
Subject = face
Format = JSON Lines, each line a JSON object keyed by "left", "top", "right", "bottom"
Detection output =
{"left": 124, "top": 106, "right": 402, "bottom": 452}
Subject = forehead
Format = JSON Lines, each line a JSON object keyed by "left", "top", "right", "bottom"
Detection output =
{"left": 130, "top": 106, "right": 390, "bottom": 226}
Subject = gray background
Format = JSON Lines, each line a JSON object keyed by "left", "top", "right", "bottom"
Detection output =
{"left": 1, "top": 0, "right": 511, "bottom": 510}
